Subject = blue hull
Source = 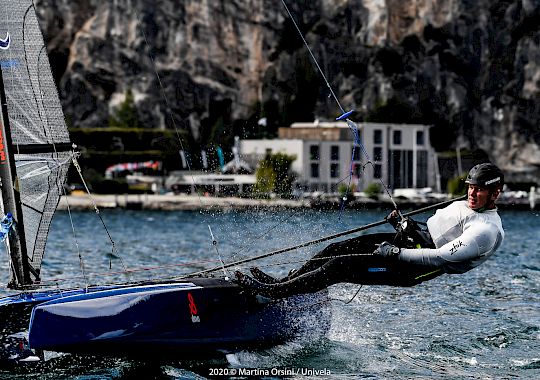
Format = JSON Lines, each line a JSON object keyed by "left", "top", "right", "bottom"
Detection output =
{"left": 0, "top": 285, "right": 123, "bottom": 363}
{"left": 26, "top": 277, "right": 329, "bottom": 357}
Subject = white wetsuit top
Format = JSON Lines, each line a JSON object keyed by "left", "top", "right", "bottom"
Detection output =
{"left": 399, "top": 200, "right": 504, "bottom": 274}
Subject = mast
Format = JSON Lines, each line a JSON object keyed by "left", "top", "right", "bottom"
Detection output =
{"left": 0, "top": 68, "right": 33, "bottom": 288}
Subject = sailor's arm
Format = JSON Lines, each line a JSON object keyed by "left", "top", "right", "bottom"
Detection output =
{"left": 396, "top": 223, "right": 500, "bottom": 271}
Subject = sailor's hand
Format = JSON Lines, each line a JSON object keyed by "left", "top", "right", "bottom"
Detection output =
{"left": 385, "top": 210, "right": 400, "bottom": 228}
{"left": 373, "top": 241, "right": 400, "bottom": 257}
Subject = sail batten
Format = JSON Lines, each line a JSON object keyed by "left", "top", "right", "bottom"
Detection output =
{"left": 0, "top": 0, "right": 72, "bottom": 285}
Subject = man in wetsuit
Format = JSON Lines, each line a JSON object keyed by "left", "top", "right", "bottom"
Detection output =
{"left": 235, "top": 162, "right": 505, "bottom": 299}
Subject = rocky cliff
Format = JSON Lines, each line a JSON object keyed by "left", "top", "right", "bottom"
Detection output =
{"left": 35, "top": 0, "right": 540, "bottom": 184}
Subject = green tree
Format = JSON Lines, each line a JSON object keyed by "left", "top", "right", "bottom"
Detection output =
{"left": 364, "top": 182, "right": 381, "bottom": 199}
{"left": 338, "top": 183, "right": 356, "bottom": 196}
{"left": 109, "top": 89, "right": 140, "bottom": 128}
{"left": 253, "top": 152, "right": 296, "bottom": 197}
{"left": 447, "top": 174, "right": 467, "bottom": 195}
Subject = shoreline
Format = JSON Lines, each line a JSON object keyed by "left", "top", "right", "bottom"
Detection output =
{"left": 59, "top": 194, "right": 310, "bottom": 211}
{"left": 58, "top": 194, "right": 535, "bottom": 211}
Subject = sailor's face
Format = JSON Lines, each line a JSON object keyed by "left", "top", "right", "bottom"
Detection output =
{"left": 467, "top": 184, "right": 493, "bottom": 210}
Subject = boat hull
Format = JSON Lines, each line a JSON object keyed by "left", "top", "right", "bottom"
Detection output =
{"left": 0, "top": 286, "right": 114, "bottom": 363}
{"left": 26, "top": 277, "right": 329, "bottom": 358}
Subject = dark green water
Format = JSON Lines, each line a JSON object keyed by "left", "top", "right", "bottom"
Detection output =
{"left": 0, "top": 207, "right": 538, "bottom": 379}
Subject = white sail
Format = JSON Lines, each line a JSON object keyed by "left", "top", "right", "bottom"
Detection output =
{"left": 0, "top": 0, "right": 72, "bottom": 279}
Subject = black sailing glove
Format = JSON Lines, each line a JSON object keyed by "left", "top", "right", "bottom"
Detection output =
{"left": 385, "top": 210, "right": 401, "bottom": 230}
{"left": 386, "top": 210, "right": 414, "bottom": 233}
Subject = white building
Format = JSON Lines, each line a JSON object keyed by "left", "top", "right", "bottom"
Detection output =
{"left": 165, "top": 171, "right": 256, "bottom": 195}
{"left": 240, "top": 121, "right": 437, "bottom": 193}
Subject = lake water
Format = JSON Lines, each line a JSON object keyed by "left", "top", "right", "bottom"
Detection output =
{"left": 0, "top": 206, "right": 539, "bottom": 379}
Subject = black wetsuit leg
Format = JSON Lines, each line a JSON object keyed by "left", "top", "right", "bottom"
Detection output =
{"left": 286, "top": 233, "right": 398, "bottom": 279}
{"left": 250, "top": 232, "right": 443, "bottom": 299}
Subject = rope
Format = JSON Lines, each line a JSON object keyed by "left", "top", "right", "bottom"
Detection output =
{"left": 228, "top": 211, "right": 298, "bottom": 262}
{"left": 342, "top": 285, "right": 363, "bottom": 304}
{"left": 22, "top": 258, "right": 223, "bottom": 289}
{"left": 187, "top": 195, "right": 466, "bottom": 277}
{"left": 21, "top": 252, "right": 377, "bottom": 290}
{"left": 280, "top": 285, "right": 365, "bottom": 312}
{"left": 30, "top": 196, "right": 463, "bottom": 289}
{"left": 244, "top": 253, "right": 376, "bottom": 269}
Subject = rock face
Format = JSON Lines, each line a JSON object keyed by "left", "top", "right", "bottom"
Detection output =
{"left": 34, "top": 0, "right": 540, "bottom": 184}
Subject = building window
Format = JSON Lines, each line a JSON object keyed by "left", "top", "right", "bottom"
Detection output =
{"left": 393, "top": 130, "right": 402, "bottom": 145}
{"left": 309, "top": 145, "right": 320, "bottom": 160}
{"left": 416, "top": 130, "right": 424, "bottom": 146}
{"left": 330, "top": 145, "right": 339, "bottom": 161}
{"left": 374, "top": 147, "right": 382, "bottom": 161}
{"left": 330, "top": 163, "right": 339, "bottom": 178}
{"left": 417, "top": 150, "right": 428, "bottom": 187}
{"left": 374, "top": 164, "right": 382, "bottom": 179}
{"left": 389, "top": 150, "right": 413, "bottom": 188}
{"left": 310, "top": 163, "right": 319, "bottom": 178}
{"left": 373, "top": 129, "right": 382, "bottom": 144}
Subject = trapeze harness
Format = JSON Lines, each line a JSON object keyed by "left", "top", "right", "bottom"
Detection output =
{"left": 240, "top": 201, "right": 504, "bottom": 299}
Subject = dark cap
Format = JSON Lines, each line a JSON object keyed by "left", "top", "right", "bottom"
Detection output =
{"left": 465, "top": 163, "right": 504, "bottom": 187}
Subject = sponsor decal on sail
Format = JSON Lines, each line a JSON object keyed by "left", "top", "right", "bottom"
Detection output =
{"left": 0, "top": 32, "right": 10, "bottom": 50}
{"left": 0, "top": 59, "right": 20, "bottom": 69}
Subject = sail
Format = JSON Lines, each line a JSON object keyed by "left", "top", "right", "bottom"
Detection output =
{"left": 0, "top": 0, "right": 72, "bottom": 278}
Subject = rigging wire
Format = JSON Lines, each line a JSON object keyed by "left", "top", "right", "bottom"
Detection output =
{"left": 26, "top": 253, "right": 375, "bottom": 289}
{"left": 133, "top": 7, "right": 314, "bottom": 270}
{"left": 61, "top": 183, "right": 89, "bottom": 290}
{"left": 280, "top": 0, "right": 346, "bottom": 114}
{"left": 71, "top": 152, "right": 130, "bottom": 280}
{"left": 208, "top": 225, "right": 229, "bottom": 278}
{"left": 280, "top": 0, "right": 402, "bottom": 215}
{"left": 134, "top": 10, "right": 205, "bottom": 210}
{"left": 228, "top": 210, "right": 299, "bottom": 263}
{"left": 185, "top": 195, "right": 466, "bottom": 277}
{"left": 133, "top": 8, "right": 225, "bottom": 263}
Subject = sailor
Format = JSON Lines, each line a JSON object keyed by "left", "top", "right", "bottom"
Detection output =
{"left": 235, "top": 162, "right": 505, "bottom": 299}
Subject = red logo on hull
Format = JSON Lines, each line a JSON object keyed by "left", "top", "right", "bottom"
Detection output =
{"left": 187, "top": 292, "right": 200, "bottom": 323}
{"left": 0, "top": 126, "right": 6, "bottom": 163}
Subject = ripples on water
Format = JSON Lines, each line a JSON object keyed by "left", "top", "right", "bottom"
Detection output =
{"left": 0, "top": 207, "right": 538, "bottom": 379}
